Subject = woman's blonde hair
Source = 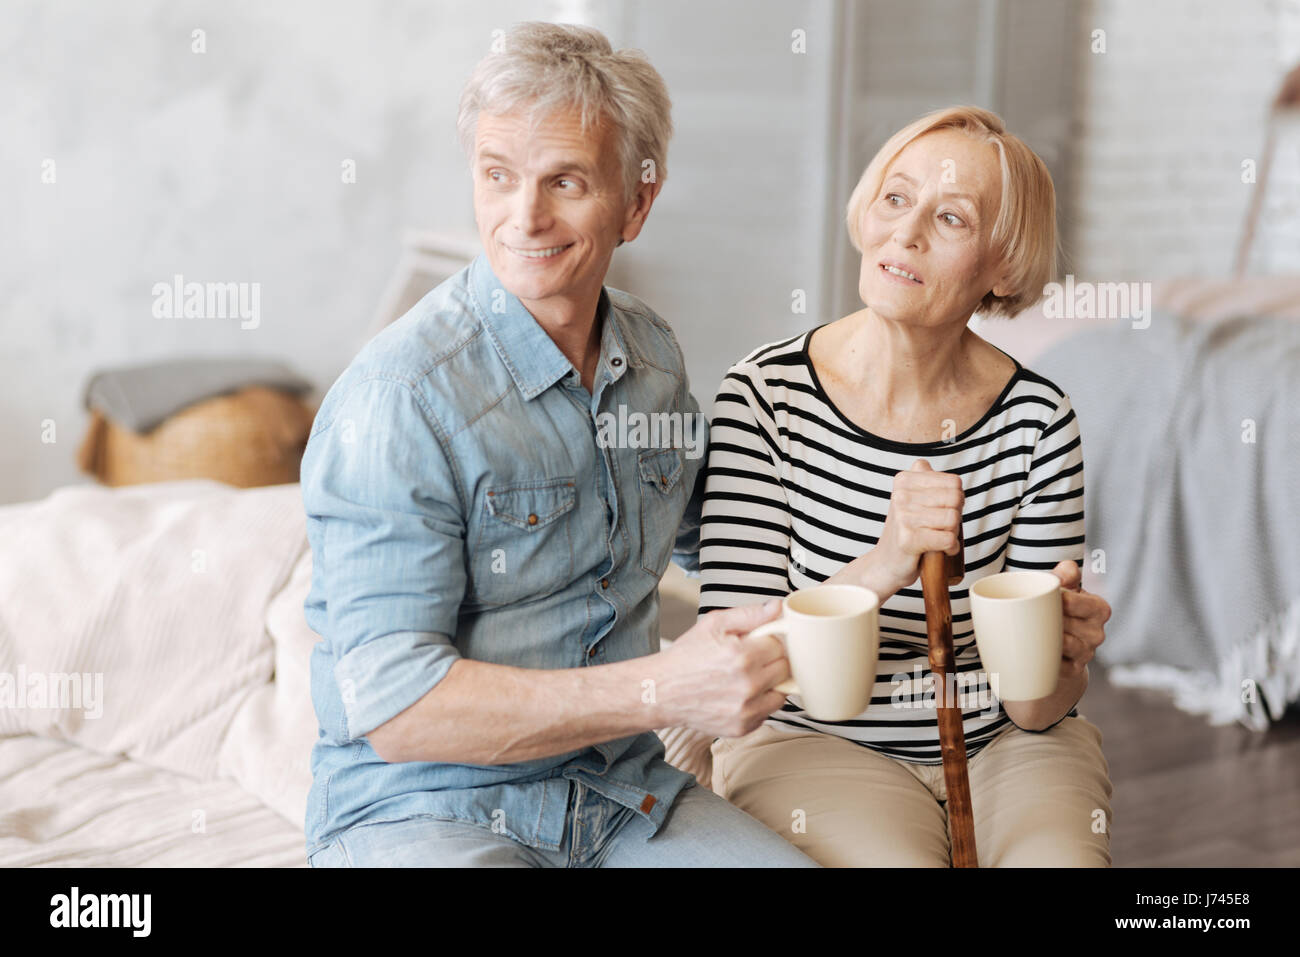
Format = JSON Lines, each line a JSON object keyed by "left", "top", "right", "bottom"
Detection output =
{"left": 845, "top": 105, "right": 1057, "bottom": 318}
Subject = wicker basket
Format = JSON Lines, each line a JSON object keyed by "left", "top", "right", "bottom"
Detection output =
{"left": 77, "top": 386, "right": 317, "bottom": 488}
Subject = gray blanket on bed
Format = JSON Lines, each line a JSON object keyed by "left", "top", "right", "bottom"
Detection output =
{"left": 1034, "top": 311, "right": 1300, "bottom": 729}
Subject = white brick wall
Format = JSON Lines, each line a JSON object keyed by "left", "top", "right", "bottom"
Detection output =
{"left": 1071, "top": 0, "right": 1300, "bottom": 279}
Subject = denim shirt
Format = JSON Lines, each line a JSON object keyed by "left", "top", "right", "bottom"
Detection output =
{"left": 300, "top": 254, "right": 706, "bottom": 856}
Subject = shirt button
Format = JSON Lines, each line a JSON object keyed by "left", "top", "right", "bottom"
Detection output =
{"left": 600, "top": 578, "right": 609, "bottom": 589}
{"left": 527, "top": 514, "right": 538, "bottom": 526}
{"left": 588, "top": 646, "right": 598, "bottom": 658}
{"left": 611, "top": 357, "right": 623, "bottom": 368}
{"left": 659, "top": 476, "right": 668, "bottom": 487}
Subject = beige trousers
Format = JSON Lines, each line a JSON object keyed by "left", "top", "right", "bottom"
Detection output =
{"left": 711, "top": 715, "right": 1113, "bottom": 867}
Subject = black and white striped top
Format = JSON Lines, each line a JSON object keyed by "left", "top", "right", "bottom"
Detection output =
{"left": 699, "top": 327, "right": 1085, "bottom": 763}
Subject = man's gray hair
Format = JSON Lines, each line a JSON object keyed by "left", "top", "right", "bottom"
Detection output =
{"left": 457, "top": 21, "right": 672, "bottom": 200}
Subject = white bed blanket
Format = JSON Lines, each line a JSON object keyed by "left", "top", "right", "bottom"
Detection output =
{"left": 0, "top": 734, "right": 304, "bottom": 866}
{"left": 0, "top": 480, "right": 309, "bottom": 782}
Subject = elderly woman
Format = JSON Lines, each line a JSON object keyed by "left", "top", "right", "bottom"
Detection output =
{"left": 699, "top": 106, "right": 1114, "bottom": 867}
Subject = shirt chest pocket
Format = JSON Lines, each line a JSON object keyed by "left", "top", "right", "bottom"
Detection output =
{"left": 469, "top": 478, "right": 577, "bottom": 608}
{"left": 638, "top": 448, "right": 686, "bottom": 576}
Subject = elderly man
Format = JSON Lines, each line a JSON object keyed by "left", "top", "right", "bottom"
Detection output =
{"left": 301, "top": 22, "right": 817, "bottom": 867}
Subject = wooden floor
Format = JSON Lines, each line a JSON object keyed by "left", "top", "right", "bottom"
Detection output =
{"left": 658, "top": 567, "right": 1300, "bottom": 867}
{"left": 1082, "top": 665, "right": 1300, "bottom": 867}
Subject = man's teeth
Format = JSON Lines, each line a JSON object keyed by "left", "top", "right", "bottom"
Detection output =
{"left": 883, "top": 264, "right": 919, "bottom": 282}
{"left": 511, "top": 244, "right": 569, "bottom": 259}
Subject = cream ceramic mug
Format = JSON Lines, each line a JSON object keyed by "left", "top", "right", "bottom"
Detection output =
{"left": 745, "top": 585, "right": 880, "bottom": 721}
{"left": 970, "top": 570, "right": 1063, "bottom": 701}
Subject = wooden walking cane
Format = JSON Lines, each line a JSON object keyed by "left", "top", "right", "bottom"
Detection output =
{"left": 919, "top": 526, "right": 978, "bottom": 868}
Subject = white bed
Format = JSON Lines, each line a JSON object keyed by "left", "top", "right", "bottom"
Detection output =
{"left": 0, "top": 735, "right": 305, "bottom": 867}
{"left": 0, "top": 480, "right": 319, "bottom": 867}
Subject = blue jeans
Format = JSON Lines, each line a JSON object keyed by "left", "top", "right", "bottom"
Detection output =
{"left": 308, "top": 779, "right": 819, "bottom": 867}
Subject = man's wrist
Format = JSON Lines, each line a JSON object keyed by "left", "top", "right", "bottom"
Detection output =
{"left": 619, "top": 652, "right": 674, "bottom": 730}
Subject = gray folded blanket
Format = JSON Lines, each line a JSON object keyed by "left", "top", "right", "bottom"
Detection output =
{"left": 83, "top": 357, "right": 313, "bottom": 433}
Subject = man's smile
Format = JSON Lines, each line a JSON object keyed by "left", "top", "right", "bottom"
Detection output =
{"left": 502, "top": 241, "right": 575, "bottom": 261}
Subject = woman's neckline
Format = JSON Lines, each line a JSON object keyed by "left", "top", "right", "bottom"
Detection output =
{"left": 800, "top": 322, "right": 1023, "bottom": 453}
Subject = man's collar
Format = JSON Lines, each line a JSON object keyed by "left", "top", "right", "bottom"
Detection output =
{"left": 467, "top": 253, "right": 636, "bottom": 400}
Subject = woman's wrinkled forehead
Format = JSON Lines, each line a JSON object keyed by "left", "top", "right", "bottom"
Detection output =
{"left": 882, "top": 129, "right": 1003, "bottom": 216}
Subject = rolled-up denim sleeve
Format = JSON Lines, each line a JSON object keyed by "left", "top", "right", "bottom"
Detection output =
{"left": 301, "top": 376, "right": 467, "bottom": 741}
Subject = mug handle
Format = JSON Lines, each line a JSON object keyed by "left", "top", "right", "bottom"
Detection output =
{"left": 746, "top": 620, "right": 799, "bottom": 696}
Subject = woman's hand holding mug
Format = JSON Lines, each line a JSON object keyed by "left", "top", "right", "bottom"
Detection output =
{"left": 1049, "top": 559, "right": 1110, "bottom": 679}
